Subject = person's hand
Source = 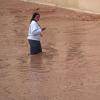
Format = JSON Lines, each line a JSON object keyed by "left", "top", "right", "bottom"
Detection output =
{"left": 40, "top": 33, "right": 43, "bottom": 37}
{"left": 42, "top": 27, "right": 46, "bottom": 31}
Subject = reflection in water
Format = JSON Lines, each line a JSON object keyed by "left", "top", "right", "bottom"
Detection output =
{"left": 30, "top": 46, "right": 57, "bottom": 73}
{"left": 30, "top": 54, "right": 51, "bottom": 73}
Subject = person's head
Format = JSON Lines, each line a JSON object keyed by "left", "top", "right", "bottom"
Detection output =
{"left": 30, "top": 12, "right": 40, "bottom": 22}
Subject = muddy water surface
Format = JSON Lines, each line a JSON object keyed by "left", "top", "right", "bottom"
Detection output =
{"left": 0, "top": 0, "right": 100, "bottom": 100}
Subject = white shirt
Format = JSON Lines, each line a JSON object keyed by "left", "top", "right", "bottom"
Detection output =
{"left": 27, "top": 20, "right": 42, "bottom": 41}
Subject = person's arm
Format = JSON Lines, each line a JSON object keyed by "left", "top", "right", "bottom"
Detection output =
{"left": 31, "top": 21, "right": 42, "bottom": 36}
{"left": 32, "top": 28, "right": 42, "bottom": 35}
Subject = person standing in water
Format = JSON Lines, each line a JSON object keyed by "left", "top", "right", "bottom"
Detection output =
{"left": 27, "top": 12, "right": 46, "bottom": 55}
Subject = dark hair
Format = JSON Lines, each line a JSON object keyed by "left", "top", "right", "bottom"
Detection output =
{"left": 30, "top": 12, "right": 40, "bottom": 22}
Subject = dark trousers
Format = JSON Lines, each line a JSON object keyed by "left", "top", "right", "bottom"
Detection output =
{"left": 28, "top": 40, "right": 42, "bottom": 55}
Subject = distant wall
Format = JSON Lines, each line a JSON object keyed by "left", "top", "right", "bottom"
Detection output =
{"left": 22, "top": 0, "right": 100, "bottom": 14}
{"left": 79, "top": 0, "right": 100, "bottom": 13}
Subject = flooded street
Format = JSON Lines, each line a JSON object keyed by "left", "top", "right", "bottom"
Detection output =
{"left": 0, "top": 0, "right": 100, "bottom": 100}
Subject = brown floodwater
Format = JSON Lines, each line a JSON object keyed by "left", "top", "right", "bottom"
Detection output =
{"left": 0, "top": 0, "right": 100, "bottom": 100}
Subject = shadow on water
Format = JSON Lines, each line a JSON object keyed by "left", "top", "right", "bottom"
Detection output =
{"left": 65, "top": 21, "right": 88, "bottom": 69}
{"left": 67, "top": 39, "right": 84, "bottom": 61}
{"left": 66, "top": 22, "right": 85, "bottom": 62}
